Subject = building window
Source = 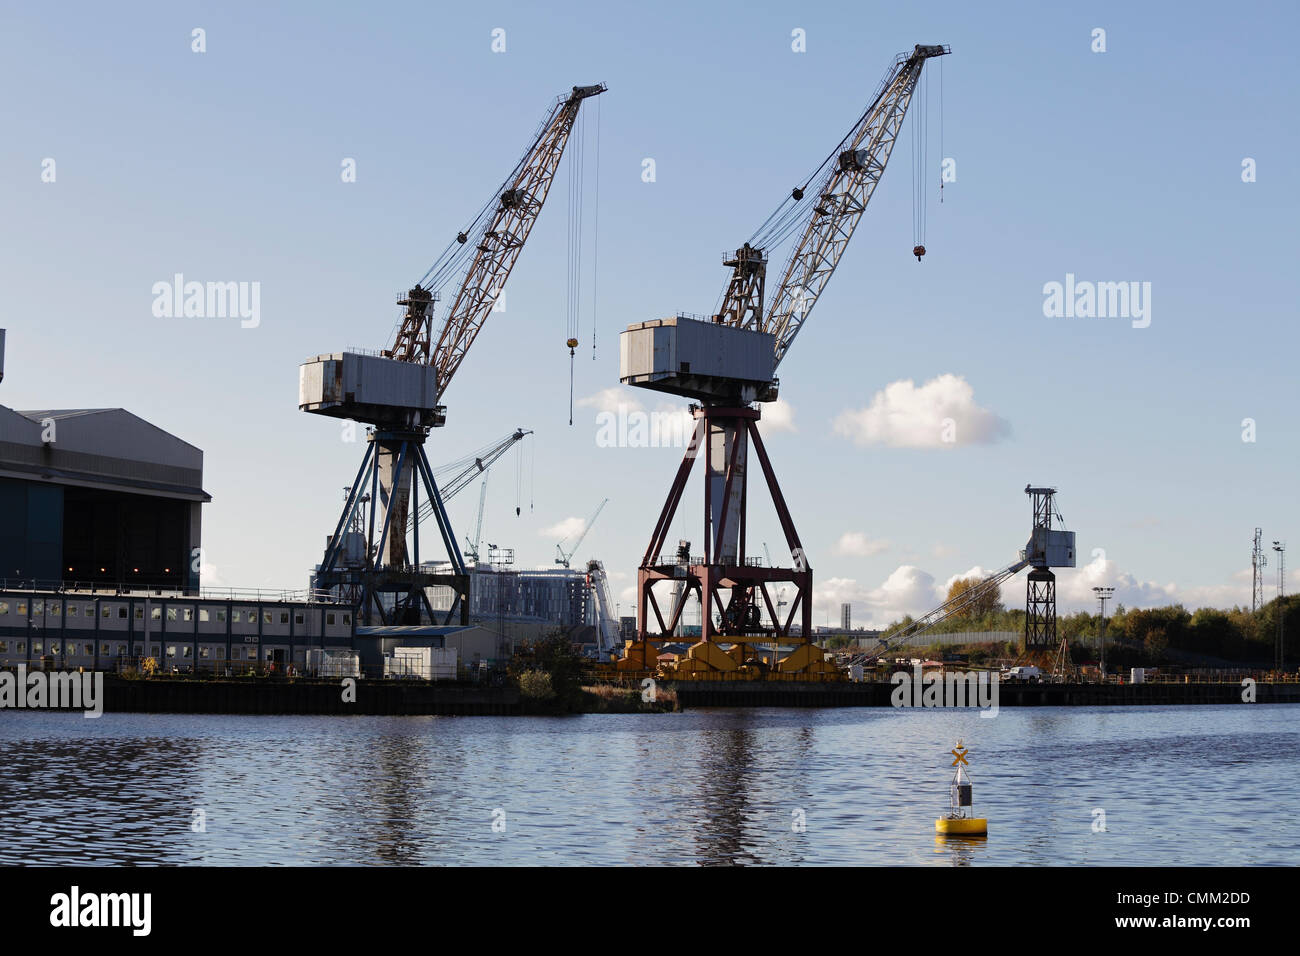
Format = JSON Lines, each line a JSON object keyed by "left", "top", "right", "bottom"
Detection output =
{"left": 118, "top": 607, "right": 127, "bottom": 619}
{"left": 327, "top": 613, "right": 336, "bottom": 626}
{"left": 150, "top": 644, "right": 160, "bottom": 657}
{"left": 280, "top": 612, "right": 289, "bottom": 625}
{"left": 0, "top": 601, "right": 9, "bottom": 615}
{"left": 263, "top": 612, "right": 272, "bottom": 625}
{"left": 199, "top": 646, "right": 209, "bottom": 659}
{"left": 182, "top": 646, "right": 192, "bottom": 658}
{"left": 343, "top": 613, "right": 351, "bottom": 626}
{"left": 17, "top": 602, "right": 28, "bottom": 615}
{"left": 184, "top": 608, "right": 193, "bottom": 622}
{"left": 217, "top": 610, "right": 226, "bottom": 623}
{"left": 49, "top": 643, "right": 60, "bottom": 655}
{"left": 151, "top": 607, "right": 161, "bottom": 621}
{"left": 19, "top": 642, "right": 29, "bottom": 654}
{"left": 49, "top": 605, "right": 61, "bottom": 617}
{"left": 167, "top": 608, "right": 177, "bottom": 622}
{"left": 102, "top": 607, "right": 111, "bottom": 619}
{"left": 231, "top": 647, "right": 241, "bottom": 660}
{"left": 67, "top": 605, "right": 78, "bottom": 618}
{"left": 230, "top": 611, "right": 240, "bottom": 623}
{"left": 0, "top": 642, "right": 6, "bottom": 653}
{"left": 83, "top": 644, "right": 92, "bottom": 655}
{"left": 100, "top": 643, "right": 111, "bottom": 655}
{"left": 295, "top": 613, "right": 304, "bottom": 625}
{"left": 199, "top": 608, "right": 210, "bottom": 623}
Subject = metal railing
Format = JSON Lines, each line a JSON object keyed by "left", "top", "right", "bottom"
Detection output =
{"left": 0, "top": 579, "right": 347, "bottom": 605}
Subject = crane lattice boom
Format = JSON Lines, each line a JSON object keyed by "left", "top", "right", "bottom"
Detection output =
{"left": 718, "top": 45, "right": 948, "bottom": 371}
{"left": 395, "top": 84, "right": 605, "bottom": 401}
{"left": 848, "top": 557, "right": 1026, "bottom": 665}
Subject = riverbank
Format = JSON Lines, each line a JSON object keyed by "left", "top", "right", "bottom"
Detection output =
{"left": 672, "top": 678, "right": 1300, "bottom": 708}
{"left": 13, "top": 675, "right": 1296, "bottom": 716}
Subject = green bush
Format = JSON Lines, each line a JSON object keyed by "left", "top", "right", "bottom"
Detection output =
{"left": 517, "top": 669, "right": 555, "bottom": 700}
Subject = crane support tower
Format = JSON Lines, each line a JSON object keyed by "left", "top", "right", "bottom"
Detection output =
{"left": 616, "top": 45, "right": 949, "bottom": 677}
{"left": 1023, "top": 486, "right": 1076, "bottom": 648}
{"left": 300, "top": 84, "right": 604, "bottom": 625}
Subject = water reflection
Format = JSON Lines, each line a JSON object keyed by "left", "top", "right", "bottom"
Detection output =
{"left": 933, "top": 833, "right": 988, "bottom": 866}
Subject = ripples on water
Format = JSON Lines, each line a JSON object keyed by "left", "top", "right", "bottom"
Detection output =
{"left": 0, "top": 706, "right": 1296, "bottom": 865}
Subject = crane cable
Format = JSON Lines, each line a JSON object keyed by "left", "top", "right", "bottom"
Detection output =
{"left": 566, "top": 106, "right": 586, "bottom": 425}
{"left": 911, "top": 67, "right": 929, "bottom": 255}
{"left": 591, "top": 94, "right": 601, "bottom": 362}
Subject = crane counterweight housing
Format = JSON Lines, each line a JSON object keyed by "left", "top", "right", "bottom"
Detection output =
{"left": 620, "top": 316, "right": 777, "bottom": 404}
{"left": 298, "top": 351, "right": 441, "bottom": 428}
{"left": 1026, "top": 528, "right": 1076, "bottom": 568}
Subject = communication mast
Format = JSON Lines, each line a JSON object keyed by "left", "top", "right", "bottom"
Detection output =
{"left": 1252, "top": 528, "right": 1268, "bottom": 613}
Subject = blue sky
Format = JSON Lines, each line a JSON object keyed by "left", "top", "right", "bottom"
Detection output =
{"left": 1, "top": 0, "right": 1296, "bottom": 627}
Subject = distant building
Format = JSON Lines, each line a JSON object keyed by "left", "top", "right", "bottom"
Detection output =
{"left": 422, "top": 563, "right": 591, "bottom": 643}
{"left": 840, "top": 603, "right": 851, "bottom": 630}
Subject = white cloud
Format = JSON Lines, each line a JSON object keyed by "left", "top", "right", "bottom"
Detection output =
{"left": 576, "top": 387, "right": 643, "bottom": 415}
{"left": 835, "top": 531, "right": 889, "bottom": 557}
{"left": 833, "top": 374, "right": 1010, "bottom": 448}
{"left": 941, "top": 566, "right": 994, "bottom": 592}
{"left": 540, "top": 516, "right": 587, "bottom": 540}
{"left": 933, "top": 542, "right": 957, "bottom": 559}
{"left": 762, "top": 397, "right": 796, "bottom": 433}
{"left": 814, "top": 565, "right": 940, "bottom": 629}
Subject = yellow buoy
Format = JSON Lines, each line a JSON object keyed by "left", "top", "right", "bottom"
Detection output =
{"left": 935, "top": 741, "right": 988, "bottom": 835}
{"left": 935, "top": 816, "right": 987, "bottom": 835}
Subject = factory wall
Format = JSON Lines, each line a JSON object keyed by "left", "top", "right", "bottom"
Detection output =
{"left": 0, "top": 477, "right": 64, "bottom": 584}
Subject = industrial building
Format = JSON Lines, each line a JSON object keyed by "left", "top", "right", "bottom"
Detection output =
{"left": 424, "top": 562, "right": 600, "bottom": 647}
{"left": 0, "top": 330, "right": 209, "bottom": 592}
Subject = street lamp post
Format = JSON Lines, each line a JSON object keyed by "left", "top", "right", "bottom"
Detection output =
{"left": 1093, "top": 586, "right": 1115, "bottom": 681}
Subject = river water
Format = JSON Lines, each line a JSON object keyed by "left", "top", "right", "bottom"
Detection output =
{"left": 0, "top": 705, "right": 1295, "bottom": 866}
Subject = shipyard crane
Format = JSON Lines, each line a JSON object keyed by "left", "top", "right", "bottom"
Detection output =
{"left": 555, "top": 497, "right": 608, "bottom": 568}
{"left": 464, "top": 477, "right": 489, "bottom": 565}
{"left": 845, "top": 485, "right": 1076, "bottom": 665}
{"left": 410, "top": 427, "right": 532, "bottom": 531}
{"left": 301, "top": 84, "right": 605, "bottom": 625}
{"left": 585, "top": 559, "right": 621, "bottom": 657}
{"left": 616, "top": 45, "right": 949, "bottom": 676}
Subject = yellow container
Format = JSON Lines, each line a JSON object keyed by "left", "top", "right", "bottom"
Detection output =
{"left": 935, "top": 817, "right": 988, "bottom": 835}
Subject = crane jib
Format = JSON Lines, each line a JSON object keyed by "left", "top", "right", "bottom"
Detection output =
{"left": 708, "top": 45, "right": 948, "bottom": 378}
{"left": 394, "top": 82, "right": 606, "bottom": 414}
